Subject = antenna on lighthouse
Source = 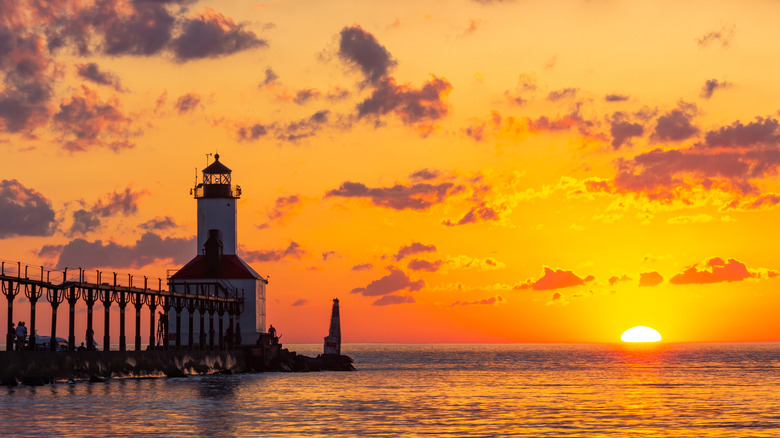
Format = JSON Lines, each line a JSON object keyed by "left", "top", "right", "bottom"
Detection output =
{"left": 205, "top": 153, "right": 213, "bottom": 167}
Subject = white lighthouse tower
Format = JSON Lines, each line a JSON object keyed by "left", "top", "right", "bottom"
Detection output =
{"left": 169, "top": 154, "right": 267, "bottom": 344}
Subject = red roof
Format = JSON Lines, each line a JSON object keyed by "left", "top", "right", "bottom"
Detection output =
{"left": 170, "top": 255, "right": 262, "bottom": 280}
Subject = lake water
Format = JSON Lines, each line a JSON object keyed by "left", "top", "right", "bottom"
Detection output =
{"left": 2, "top": 343, "right": 779, "bottom": 437}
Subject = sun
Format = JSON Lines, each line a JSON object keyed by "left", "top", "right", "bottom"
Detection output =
{"left": 621, "top": 326, "right": 662, "bottom": 343}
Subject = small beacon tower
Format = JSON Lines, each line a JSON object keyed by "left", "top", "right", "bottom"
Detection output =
{"left": 170, "top": 154, "right": 267, "bottom": 344}
{"left": 323, "top": 298, "right": 341, "bottom": 355}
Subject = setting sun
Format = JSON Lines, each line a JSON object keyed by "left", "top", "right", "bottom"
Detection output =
{"left": 621, "top": 326, "right": 662, "bottom": 343}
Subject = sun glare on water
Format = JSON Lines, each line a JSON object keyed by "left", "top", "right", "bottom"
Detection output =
{"left": 621, "top": 326, "right": 662, "bottom": 343}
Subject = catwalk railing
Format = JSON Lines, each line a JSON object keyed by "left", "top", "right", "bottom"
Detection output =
{"left": 1, "top": 260, "right": 244, "bottom": 353}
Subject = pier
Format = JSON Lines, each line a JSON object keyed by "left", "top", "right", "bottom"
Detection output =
{"left": 2, "top": 260, "right": 244, "bottom": 353}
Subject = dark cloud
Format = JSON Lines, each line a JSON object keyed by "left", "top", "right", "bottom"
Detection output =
{"left": 171, "top": 8, "right": 267, "bottom": 61}
{"left": 442, "top": 203, "right": 500, "bottom": 226}
{"left": 237, "top": 123, "right": 268, "bottom": 141}
{"left": 394, "top": 242, "right": 437, "bottom": 261}
{"left": 94, "top": 1, "right": 176, "bottom": 56}
{"left": 407, "top": 259, "right": 443, "bottom": 272}
{"left": 409, "top": 169, "right": 439, "bottom": 181}
{"left": 322, "top": 251, "right": 338, "bottom": 261}
{"left": 54, "top": 232, "right": 194, "bottom": 269}
{"left": 326, "top": 180, "right": 464, "bottom": 211}
{"left": 258, "top": 194, "right": 301, "bottom": 229}
{"left": 721, "top": 193, "right": 780, "bottom": 211}
{"left": 372, "top": 294, "right": 415, "bottom": 306}
{"left": 277, "top": 110, "right": 330, "bottom": 142}
{"left": 338, "top": 25, "right": 396, "bottom": 85}
{"left": 0, "top": 179, "right": 56, "bottom": 238}
{"left": 140, "top": 216, "right": 177, "bottom": 231}
{"left": 700, "top": 79, "right": 732, "bottom": 99}
{"left": 652, "top": 104, "right": 699, "bottom": 142}
{"left": 262, "top": 67, "right": 278, "bottom": 85}
{"left": 292, "top": 299, "right": 308, "bottom": 307}
{"left": 515, "top": 267, "right": 595, "bottom": 291}
{"left": 696, "top": 25, "right": 735, "bottom": 49}
{"left": 76, "top": 63, "right": 124, "bottom": 91}
{"left": 175, "top": 93, "right": 201, "bottom": 113}
{"left": 242, "top": 241, "right": 305, "bottom": 263}
{"left": 638, "top": 271, "right": 663, "bottom": 287}
{"left": 52, "top": 86, "right": 134, "bottom": 152}
{"left": 608, "top": 275, "right": 631, "bottom": 286}
{"left": 670, "top": 257, "right": 756, "bottom": 284}
{"left": 351, "top": 263, "right": 373, "bottom": 271}
{"left": 293, "top": 88, "right": 321, "bottom": 105}
{"left": 704, "top": 117, "right": 780, "bottom": 148}
{"left": 92, "top": 187, "right": 145, "bottom": 217}
{"left": 547, "top": 88, "right": 578, "bottom": 101}
{"left": 605, "top": 94, "right": 629, "bottom": 102}
{"left": 351, "top": 267, "right": 424, "bottom": 297}
{"left": 356, "top": 76, "right": 452, "bottom": 135}
{"left": 0, "top": 32, "right": 54, "bottom": 133}
{"left": 68, "top": 209, "right": 101, "bottom": 236}
{"left": 451, "top": 295, "right": 505, "bottom": 306}
{"left": 326, "top": 87, "right": 350, "bottom": 101}
{"left": 609, "top": 112, "right": 644, "bottom": 149}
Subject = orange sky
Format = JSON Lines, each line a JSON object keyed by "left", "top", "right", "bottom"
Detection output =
{"left": 2, "top": 0, "right": 780, "bottom": 343}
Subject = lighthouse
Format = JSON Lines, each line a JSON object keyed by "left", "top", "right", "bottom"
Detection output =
{"left": 169, "top": 154, "right": 267, "bottom": 345}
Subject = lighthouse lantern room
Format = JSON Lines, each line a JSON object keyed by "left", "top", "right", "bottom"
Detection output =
{"left": 170, "top": 154, "right": 267, "bottom": 345}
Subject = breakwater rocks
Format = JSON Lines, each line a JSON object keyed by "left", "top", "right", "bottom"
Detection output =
{"left": 1, "top": 345, "right": 355, "bottom": 386}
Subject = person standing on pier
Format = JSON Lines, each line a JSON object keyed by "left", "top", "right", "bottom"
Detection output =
{"left": 86, "top": 327, "right": 94, "bottom": 351}
{"left": 8, "top": 322, "right": 15, "bottom": 350}
{"left": 16, "top": 321, "right": 26, "bottom": 350}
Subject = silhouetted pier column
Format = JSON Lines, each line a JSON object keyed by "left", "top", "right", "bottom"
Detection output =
{"left": 117, "top": 290, "right": 128, "bottom": 352}
{"left": 218, "top": 303, "right": 225, "bottom": 350}
{"left": 2, "top": 279, "right": 19, "bottom": 351}
{"left": 208, "top": 302, "right": 215, "bottom": 350}
{"left": 131, "top": 288, "right": 144, "bottom": 351}
{"left": 199, "top": 305, "right": 206, "bottom": 350}
{"left": 186, "top": 297, "right": 196, "bottom": 350}
{"left": 173, "top": 296, "right": 183, "bottom": 350}
{"left": 227, "top": 307, "right": 235, "bottom": 349}
{"left": 84, "top": 288, "right": 97, "bottom": 351}
{"left": 26, "top": 284, "right": 42, "bottom": 350}
{"left": 146, "top": 294, "right": 158, "bottom": 349}
{"left": 66, "top": 286, "right": 79, "bottom": 351}
{"left": 46, "top": 287, "right": 65, "bottom": 351}
{"left": 161, "top": 297, "right": 170, "bottom": 350}
{"left": 99, "top": 288, "right": 112, "bottom": 352}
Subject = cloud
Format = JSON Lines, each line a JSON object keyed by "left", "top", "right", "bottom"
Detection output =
{"left": 704, "top": 117, "right": 780, "bottom": 148}
{"left": 700, "top": 79, "right": 732, "bottom": 99}
{"left": 261, "top": 67, "right": 278, "bottom": 86}
{"left": 52, "top": 86, "right": 134, "bottom": 152}
{"left": 372, "top": 294, "right": 415, "bottom": 306}
{"left": 351, "top": 267, "right": 424, "bottom": 297}
{"left": 351, "top": 263, "right": 373, "bottom": 271}
{"left": 721, "top": 193, "right": 780, "bottom": 211}
{"left": 53, "top": 232, "right": 194, "bottom": 269}
{"left": 516, "top": 267, "right": 595, "bottom": 291}
{"left": 670, "top": 257, "right": 756, "bottom": 285}
{"left": 322, "top": 251, "right": 339, "bottom": 261}
{"left": 667, "top": 214, "right": 713, "bottom": 225}
{"left": 68, "top": 209, "right": 101, "bottom": 236}
{"left": 356, "top": 75, "right": 453, "bottom": 135}
{"left": 236, "top": 123, "right": 268, "bottom": 141}
{"left": 605, "top": 94, "right": 629, "bottom": 102}
{"left": 652, "top": 103, "right": 699, "bottom": 142}
{"left": 338, "top": 25, "right": 396, "bottom": 85}
{"left": 76, "top": 63, "right": 124, "bottom": 91}
{"left": 242, "top": 241, "right": 305, "bottom": 263}
{"left": 696, "top": 25, "right": 735, "bottom": 49}
{"left": 547, "top": 88, "right": 578, "bottom": 101}
{"left": 609, "top": 112, "right": 644, "bottom": 149}
{"left": 237, "top": 111, "right": 332, "bottom": 143}
{"left": 175, "top": 93, "right": 201, "bottom": 113}
{"left": 407, "top": 259, "right": 443, "bottom": 272}
{"left": 394, "top": 242, "right": 437, "bottom": 261}
{"left": 292, "top": 299, "right": 308, "bottom": 307}
{"left": 326, "top": 180, "right": 464, "bottom": 211}
{"left": 171, "top": 7, "right": 267, "bottom": 62}
{"left": 451, "top": 295, "right": 505, "bottom": 306}
{"left": 409, "top": 169, "right": 439, "bottom": 181}
{"left": 0, "top": 179, "right": 56, "bottom": 238}
{"left": 258, "top": 194, "right": 302, "bottom": 229}
{"left": 92, "top": 187, "right": 146, "bottom": 217}
{"left": 293, "top": 88, "right": 321, "bottom": 105}
{"left": 443, "top": 203, "right": 502, "bottom": 226}
{"left": 140, "top": 216, "right": 177, "bottom": 231}
{"left": 639, "top": 271, "right": 663, "bottom": 287}
{"left": 608, "top": 275, "right": 631, "bottom": 286}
